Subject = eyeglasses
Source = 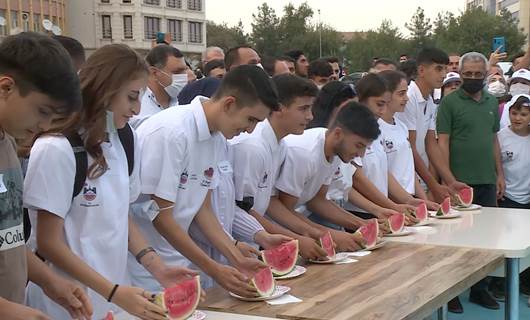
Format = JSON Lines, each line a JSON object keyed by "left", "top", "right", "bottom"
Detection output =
{"left": 461, "top": 71, "right": 485, "bottom": 79}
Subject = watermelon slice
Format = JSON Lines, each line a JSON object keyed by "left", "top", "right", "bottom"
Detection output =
{"left": 251, "top": 266, "right": 275, "bottom": 297}
{"left": 412, "top": 202, "right": 428, "bottom": 221}
{"left": 354, "top": 219, "right": 379, "bottom": 249}
{"left": 385, "top": 213, "right": 405, "bottom": 233}
{"left": 154, "top": 275, "right": 201, "bottom": 320}
{"left": 262, "top": 240, "right": 299, "bottom": 276}
{"left": 436, "top": 197, "right": 451, "bottom": 216}
{"left": 104, "top": 311, "right": 114, "bottom": 320}
{"left": 319, "top": 231, "right": 336, "bottom": 260}
{"left": 456, "top": 187, "right": 473, "bottom": 207}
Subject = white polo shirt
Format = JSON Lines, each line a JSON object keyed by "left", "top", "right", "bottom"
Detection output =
{"left": 327, "top": 161, "right": 358, "bottom": 204}
{"left": 275, "top": 128, "right": 340, "bottom": 215}
{"left": 230, "top": 120, "right": 286, "bottom": 216}
{"left": 498, "top": 127, "right": 530, "bottom": 204}
{"left": 395, "top": 80, "right": 437, "bottom": 167}
{"left": 130, "top": 86, "right": 178, "bottom": 129}
{"left": 378, "top": 117, "right": 415, "bottom": 194}
{"left": 128, "top": 96, "right": 224, "bottom": 291}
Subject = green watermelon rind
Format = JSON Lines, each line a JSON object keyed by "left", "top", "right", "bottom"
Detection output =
{"left": 154, "top": 275, "right": 201, "bottom": 320}
{"left": 262, "top": 240, "right": 299, "bottom": 276}
{"left": 436, "top": 197, "right": 451, "bottom": 216}
{"left": 251, "top": 267, "right": 276, "bottom": 297}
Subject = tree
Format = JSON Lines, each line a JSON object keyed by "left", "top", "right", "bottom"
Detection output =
{"left": 250, "top": 3, "right": 281, "bottom": 56}
{"left": 206, "top": 20, "right": 249, "bottom": 52}
{"left": 405, "top": 7, "right": 433, "bottom": 50}
{"left": 277, "top": 2, "right": 314, "bottom": 53}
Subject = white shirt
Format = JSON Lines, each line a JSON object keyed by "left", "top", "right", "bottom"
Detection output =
{"left": 327, "top": 161, "right": 357, "bottom": 204}
{"left": 378, "top": 117, "right": 416, "bottom": 194}
{"left": 128, "top": 96, "right": 224, "bottom": 291}
{"left": 130, "top": 87, "right": 178, "bottom": 129}
{"left": 230, "top": 120, "right": 286, "bottom": 216}
{"left": 347, "top": 134, "right": 388, "bottom": 212}
{"left": 275, "top": 128, "right": 340, "bottom": 216}
{"left": 498, "top": 127, "right": 530, "bottom": 204}
{"left": 24, "top": 131, "right": 141, "bottom": 320}
{"left": 188, "top": 139, "right": 264, "bottom": 289}
{"left": 395, "top": 81, "right": 437, "bottom": 167}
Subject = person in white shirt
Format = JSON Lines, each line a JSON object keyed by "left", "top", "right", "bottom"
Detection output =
{"left": 24, "top": 44, "right": 194, "bottom": 320}
{"left": 275, "top": 102, "right": 381, "bottom": 251}
{"left": 499, "top": 69, "right": 530, "bottom": 129}
{"left": 231, "top": 74, "right": 329, "bottom": 260}
{"left": 498, "top": 94, "right": 530, "bottom": 209}
{"left": 397, "top": 48, "right": 467, "bottom": 203}
{"left": 130, "top": 45, "right": 187, "bottom": 128}
{"left": 130, "top": 65, "right": 277, "bottom": 298}
{"left": 378, "top": 70, "right": 439, "bottom": 210}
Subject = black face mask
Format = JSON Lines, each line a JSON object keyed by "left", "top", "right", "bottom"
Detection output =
{"left": 461, "top": 78, "right": 485, "bottom": 94}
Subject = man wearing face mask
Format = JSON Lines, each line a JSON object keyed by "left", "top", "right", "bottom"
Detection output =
{"left": 435, "top": 52, "right": 504, "bottom": 311}
{"left": 499, "top": 69, "right": 530, "bottom": 128}
{"left": 130, "top": 45, "right": 187, "bottom": 129}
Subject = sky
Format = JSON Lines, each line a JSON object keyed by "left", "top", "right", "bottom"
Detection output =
{"left": 206, "top": 0, "right": 466, "bottom": 36}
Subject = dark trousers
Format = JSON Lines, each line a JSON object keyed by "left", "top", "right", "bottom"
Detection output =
{"left": 467, "top": 185, "right": 497, "bottom": 292}
{"left": 498, "top": 196, "right": 530, "bottom": 209}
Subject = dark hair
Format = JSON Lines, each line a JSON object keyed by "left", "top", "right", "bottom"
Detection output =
{"left": 145, "top": 44, "right": 183, "bottom": 68}
{"left": 400, "top": 54, "right": 408, "bottom": 58}
{"left": 204, "top": 59, "right": 225, "bottom": 76}
{"left": 373, "top": 58, "right": 397, "bottom": 68}
{"left": 0, "top": 32, "right": 81, "bottom": 114}
{"left": 356, "top": 73, "right": 389, "bottom": 103}
{"left": 308, "top": 59, "right": 333, "bottom": 78}
{"left": 213, "top": 64, "right": 279, "bottom": 111}
{"left": 330, "top": 101, "right": 380, "bottom": 140}
{"left": 510, "top": 95, "right": 530, "bottom": 111}
{"left": 278, "top": 55, "right": 295, "bottom": 63}
{"left": 225, "top": 45, "right": 254, "bottom": 71}
{"left": 285, "top": 49, "right": 305, "bottom": 61}
{"left": 52, "top": 35, "right": 85, "bottom": 67}
{"left": 511, "top": 52, "right": 525, "bottom": 64}
{"left": 325, "top": 56, "right": 339, "bottom": 64}
{"left": 417, "top": 47, "right": 449, "bottom": 66}
{"left": 262, "top": 56, "right": 280, "bottom": 77}
{"left": 272, "top": 74, "right": 318, "bottom": 107}
{"left": 309, "top": 81, "right": 356, "bottom": 128}
{"left": 378, "top": 70, "right": 407, "bottom": 92}
{"left": 399, "top": 59, "right": 417, "bottom": 83}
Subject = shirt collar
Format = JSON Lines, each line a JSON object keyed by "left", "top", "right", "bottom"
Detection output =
{"left": 146, "top": 86, "right": 177, "bottom": 109}
{"left": 259, "top": 119, "right": 280, "bottom": 153}
{"left": 409, "top": 81, "right": 427, "bottom": 104}
{"left": 191, "top": 96, "right": 212, "bottom": 142}
{"left": 456, "top": 88, "right": 491, "bottom": 104}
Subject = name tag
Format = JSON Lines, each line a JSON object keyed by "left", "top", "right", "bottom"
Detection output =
{"left": 218, "top": 161, "right": 233, "bottom": 174}
{"left": 0, "top": 174, "right": 7, "bottom": 193}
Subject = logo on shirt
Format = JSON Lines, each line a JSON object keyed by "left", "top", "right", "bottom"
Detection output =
{"left": 83, "top": 184, "right": 97, "bottom": 201}
{"left": 200, "top": 167, "right": 214, "bottom": 187}
{"left": 0, "top": 225, "right": 24, "bottom": 251}
{"left": 258, "top": 172, "right": 268, "bottom": 189}
{"left": 384, "top": 139, "right": 394, "bottom": 150}
{"left": 332, "top": 166, "right": 343, "bottom": 181}
{"left": 504, "top": 151, "right": 514, "bottom": 161}
{"left": 180, "top": 171, "right": 189, "bottom": 185}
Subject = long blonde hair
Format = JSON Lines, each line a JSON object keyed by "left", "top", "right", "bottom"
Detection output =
{"left": 63, "top": 44, "right": 147, "bottom": 179}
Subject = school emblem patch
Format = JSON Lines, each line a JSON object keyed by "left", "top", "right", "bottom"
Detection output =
{"left": 180, "top": 171, "right": 189, "bottom": 184}
{"left": 82, "top": 184, "right": 97, "bottom": 201}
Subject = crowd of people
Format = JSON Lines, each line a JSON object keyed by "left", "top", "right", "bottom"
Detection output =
{"left": 0, "top": 31, "right": 529, "bottom": 319}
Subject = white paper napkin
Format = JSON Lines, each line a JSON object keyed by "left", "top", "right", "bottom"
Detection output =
{"left": 335, "top": 258, "right": 358, "bottom": 264}
{"left": 344, "top": 251, "right": 372, "bottom": 257}
{"left": 266, "top": 294, "right": 302, "bottom": 305}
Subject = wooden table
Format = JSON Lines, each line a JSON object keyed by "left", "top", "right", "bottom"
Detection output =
{"left": 200, "top": 242, "right": 502, "bottom": 320}
{"left": 389, "top": 207, "right": 530, "bottom": 320}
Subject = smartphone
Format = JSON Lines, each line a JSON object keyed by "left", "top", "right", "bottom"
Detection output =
{"left": 156, "top": 32, "right": 167, "bottom": 44}
{"left": 493, "top": 37, "right": 506, "bottom": 53}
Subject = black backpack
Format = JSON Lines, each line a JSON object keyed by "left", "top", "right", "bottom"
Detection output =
{"left": 23, "top": 124, "right": 134, "bottom": 241}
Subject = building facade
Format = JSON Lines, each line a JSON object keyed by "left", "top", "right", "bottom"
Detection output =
{"left": 466, "top": 0, "right": 498, "bottom": 14}
{"left": 0, "top": 0, "right": 66, "bottom": 38}
{"left": 68, "top": 0, "right": 206, "bottom": 55}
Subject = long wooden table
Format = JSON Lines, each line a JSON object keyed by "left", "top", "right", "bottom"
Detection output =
{"left": 200, "top": 242, "right": 503, "bottom": 320}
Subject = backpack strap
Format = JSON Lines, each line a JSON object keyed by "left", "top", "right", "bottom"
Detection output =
{"left": 117, "top": 123, "right": 134, "bottom": 176}
{"left": 64, "top": 132, "right": 88, "bottom": 199}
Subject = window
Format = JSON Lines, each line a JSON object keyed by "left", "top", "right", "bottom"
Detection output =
{"left": 167, "top": 19, "right": 182, "bottom": 41}
{"left": 123, "top": 0, "right": 132, "bottom": 3}
{"left": 187, "top": 0, "right": 201, "bottom": 11}
{"left": 11, "top": 10, "right": 18, "bottom": 29}
{"left": 0, "top": 10, "right": 6, "bottom": 36}
{"left": 102, "top": 15, "right": 112, "bottom": 39}
{"left": 188, "top": 21, "right": 202, "bottom": 43}
{"left": 101, "top": 0, "right": 110, "bottom": 3}
{"left": 22, "top": 12, "right": 30, "bottom": 32}
{"left": 144, "top": 16, "right": 160, "bottom": 39}
{"left": 144, "top": 0, "right": 160, "bottom": 5}
{"left": 33, "top": 14, "right": 41, "bottom": 31}
{"left": 167, "top": 0, "right": 181, "bottom": 8}
{"left": 123, "top": 15, "right": 133, "bottom": 39}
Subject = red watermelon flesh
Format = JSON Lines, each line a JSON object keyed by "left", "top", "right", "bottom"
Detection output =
{"left": 413, "top": 202, "right": 428, "bottom": 221}
{"left": 457, "top": 187, "right": 474, "bottom": 207}
{"left": 154, "top": 275, "right": 201, "bottom": 320}
{"left": 251, "top": 266, "right": 275, "bottom": 297}
{"left": 104, "top": 311, "right": 114, "bottom": 320}
{"left": 354, "top": 219, "right": 379, "bottom": 249}
{"left": 387, "top": 213, "right": 405, "bottom": 233}
{"left": 262, "top": 239, "right": 299, "bottom": 276}
{"left": 319, "top": 231, "right": 336, "bottom": 260}
{"left": 436, "top": 197, "right": 451, "bottom": 216}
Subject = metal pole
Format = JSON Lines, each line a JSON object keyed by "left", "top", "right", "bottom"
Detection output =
{"left": 318, "top": 9, "right": 322, "bottom": 58}
{"left": 436, "top": 304, "right": 448, "bottom": 320}
{"left": 505, "top": 258, "right": 520, "bottom": 320}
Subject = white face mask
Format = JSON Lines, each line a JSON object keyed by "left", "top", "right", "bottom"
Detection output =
{"left": 487, "top": 81, "right": 506, "bottom": 97}
{"left": 509, "top": 83, "right": 530, "bottom": 96}
{"left": 159, "top": 71, "right": 188, "bottom": 98}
